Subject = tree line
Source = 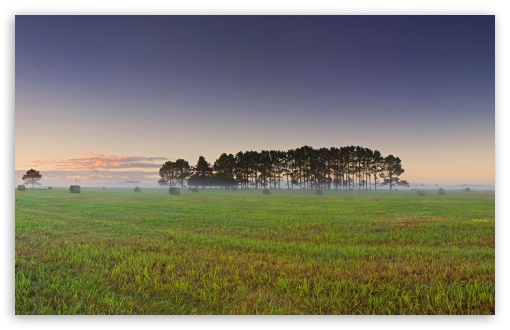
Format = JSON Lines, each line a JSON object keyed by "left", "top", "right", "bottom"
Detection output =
{"left": 158, "top": 145, "right": 408, "bottom": 191}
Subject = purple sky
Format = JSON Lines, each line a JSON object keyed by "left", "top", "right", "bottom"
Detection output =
{"left": 15, "top": 15, "right": 494, "bottom": 186}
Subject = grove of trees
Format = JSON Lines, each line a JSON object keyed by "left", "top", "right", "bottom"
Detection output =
{"left": 159, "top": 146, "right": 408, "bottom": 191}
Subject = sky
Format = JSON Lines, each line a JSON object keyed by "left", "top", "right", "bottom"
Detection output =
{"left": 15, "top": 15, "right": 495, "bottom": 187}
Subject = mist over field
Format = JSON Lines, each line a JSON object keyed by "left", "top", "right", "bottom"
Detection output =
{"left": 16, "top": 181, "right": 496, "bottom": 192}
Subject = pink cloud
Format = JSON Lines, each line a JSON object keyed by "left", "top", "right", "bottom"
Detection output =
{"left": 45, "top": 152, "right": 167, "bottom": 170}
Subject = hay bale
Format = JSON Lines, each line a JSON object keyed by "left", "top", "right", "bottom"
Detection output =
{"left": 315, "top": 189, "right": 323, "bottom": 196}
{"left": 18, "top": 185, "right": 25, "bottom": 191}
{"left": 417, "top": 189, "right": 426, "bottom": 196}
{"left": 69, "top": 185, "right": 81, "bottom": 193}
{"left": 262, "top": 188, "right": 271, "bottom": 195}
{"left": 169, "top": 187, "right": 181, "bottom": 195}
{"left": 134, "top": 186, "right": 141, "bottom": 193}
{"left": 192, "top": 187, "right": 199, "bottom": 193}
{"left": 48, "top": 186, "right": 53, "bottom": 190}
{"left": 438, "top": 188, "right": 446, "bottom": 195}
{"left": 464, "top": 187, "right": 471, "bottom": 192}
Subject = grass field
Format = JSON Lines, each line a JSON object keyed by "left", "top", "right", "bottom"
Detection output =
{"left": 14, "top": 188, "right": 495, "bottom": 315}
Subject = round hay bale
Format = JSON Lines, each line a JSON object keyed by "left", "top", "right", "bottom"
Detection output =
{"left": 48, "top": 186, "right": 53, "bottom": 190}
{"left": 438, "top": 188, "right": 446, "bottom": 195}
{"left": 315, "top": 189, "right": 323, "bottom": 196}
{"left": 417, "top": 189, "right": 426, "bottom": 196}
{"left": 18, "top": 185, "right": 25, "bottom": 191}
{"left": 262, "top": 188, "right": 271, "bottom": 195}
{"left": 134, "top": 186, "right": 141, "bottom": 193}
{"left": 192, "top": 187, "right": 199, "bottom": 193}
{"left": 464, "top": 187, "right": 471, "bottom": 192}
{"left": 69, "top": 185, "right": 81, "bottom": 193}
{"left": 169, "top": 187, "right": 181, "bottom": 195}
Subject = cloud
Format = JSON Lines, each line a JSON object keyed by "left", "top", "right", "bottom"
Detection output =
{"left": 45, "top": 152, "right": 167, "bottom": 170}
{"left": 32, "top": 160, "right": 48, "bottom": 165}
{"left": 23, "top": 160, "right": 48, "bottom": 167}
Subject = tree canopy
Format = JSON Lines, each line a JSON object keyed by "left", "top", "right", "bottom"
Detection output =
{"left": 158, "top": 159, "right": 191, "bottom": 188}
{"left": 379, "top": 155, "right": 409, "bottom": 190}
{"left": 22, "top": 169, "right": 42, "bottom": 188}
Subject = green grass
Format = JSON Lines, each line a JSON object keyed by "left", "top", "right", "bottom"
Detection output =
{"left": 15, "top": 188, "right": 495, "bottom": 314}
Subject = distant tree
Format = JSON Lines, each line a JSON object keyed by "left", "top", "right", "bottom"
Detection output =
{"left": 246, "top": 151, "right": 261, "bottom": 189}
{"left": 194, "top": 156, "right": 212, "bottom": 189}
{"left": 370, "top": 150, "right": 384, "bottom": 190}
{"left": 174, "top": 159, "right": 192, "bottom": 188}
{"left": 312, "top": 147, "right": 331, "bottom": 190}
{"left": 271, "top": 150, "right": 287, "bottom": 189}
{"left": 281, "top": 150, "right": 293, "bottom": 189}
{"left": 22, "top": 169, "right": 42, "bottom": 188}
{"left": 234, "top": 151, "right": 250, "bottom": 189}
{"left": 158, "top": 162, "right": 175, "bottom": 187}
{"left": 379, "top": 155, "right": 408, "bottom": 190}
{"left": 158, "top": 159, "right": 191, "bottom": 188}
{"left": 213, "top": 153, "right": 236, "bottom": 188}
{"left": 286, "top": 149, "right": 298, "bottom": 189}
{"left": 257, "top": 150, "right": 272, "bottom": 188}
